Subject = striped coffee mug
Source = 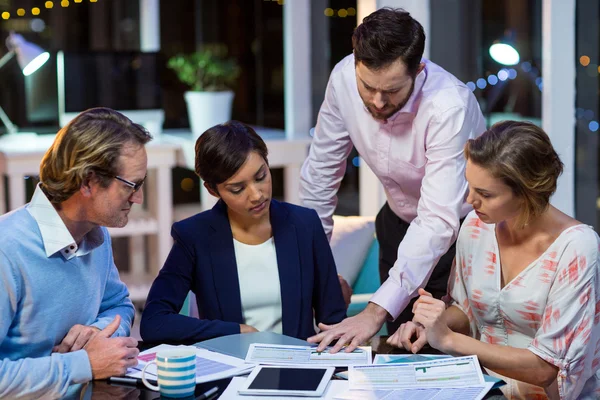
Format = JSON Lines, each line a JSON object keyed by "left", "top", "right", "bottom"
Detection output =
{"left": 141, "top": 349, "right": 197, "bottom": 398}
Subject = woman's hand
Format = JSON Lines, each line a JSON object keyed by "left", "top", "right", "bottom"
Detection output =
{"left": 240, "top": 324, "right": 259, "bottom": 333}
{"left": 412, "top": 288, "right": 453, "bottom": 352}
{"left": 387, "top": 321, "right": 428, "bottom": 353}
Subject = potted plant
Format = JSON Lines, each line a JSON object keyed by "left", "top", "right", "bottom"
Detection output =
{"left": 168, "top": 45, "right": 240, "bottom": 139}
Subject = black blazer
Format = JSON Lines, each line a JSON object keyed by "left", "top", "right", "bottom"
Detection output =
{"left": 140, "top": 199, "right": 346, "bottom": 343}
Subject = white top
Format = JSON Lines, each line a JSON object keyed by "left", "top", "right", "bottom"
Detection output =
{"left": 450, "top": 211, "right": 600, "bottom": 399}
{"left": 234, "top": 237, "right": 283, "bottom": 334}
{"left": 299, "top": 55, "right": 486, "bottom": 319}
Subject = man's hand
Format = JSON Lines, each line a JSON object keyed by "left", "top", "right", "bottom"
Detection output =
{"left": 338, "top": 274, "right": 353, "bottom": 308}
{"left": 386, "top": 321, "right": 428, "bottom": 353}
{"left": 53, "top": 325, "right": 101, "bottom": 353}
{"left": 240, "top": 324, "right": 259, "bottom": 333}
{"left": 307, "top": 302, "right": 388, "bottom": 353}
{"left": 85, "top": 315, "right": 140, "bottom": 379}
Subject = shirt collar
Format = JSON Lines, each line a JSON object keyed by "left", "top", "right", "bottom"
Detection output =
{"left": 26, "top": 185, "right": 104, "bottom": 259}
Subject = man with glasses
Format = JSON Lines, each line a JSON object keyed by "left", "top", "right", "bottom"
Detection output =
{"left": 0, "top": 107, "right": 152, "bottom": 398}
{"left": 302, "top": 8, "right": 486, "bottom": 353}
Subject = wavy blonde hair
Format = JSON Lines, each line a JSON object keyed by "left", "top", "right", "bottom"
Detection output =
{"left": 39, "top": 107, "right": 152, "bottom": 203}
{"left": 464, "top": 121, "right": 563, "bottom": 228}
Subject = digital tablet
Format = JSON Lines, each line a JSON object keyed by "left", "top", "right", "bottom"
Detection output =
{"left": 238, "top": 365, "right": 335, "bottom": 397}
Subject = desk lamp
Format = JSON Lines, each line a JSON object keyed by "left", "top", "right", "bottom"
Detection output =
{"left": 0, "top": 32, "right": 49, "bottom": 136}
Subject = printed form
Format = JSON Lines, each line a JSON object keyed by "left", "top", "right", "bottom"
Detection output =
{"left": 348, "top": 355, "right": 484, "bottom": 390}
{"left": 245, "top": 343, "right": 372, "bottom": 367}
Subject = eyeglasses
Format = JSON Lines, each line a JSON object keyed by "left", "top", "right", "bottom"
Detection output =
{"left": 114, "top": 175, "right": 147, "bottom": 193}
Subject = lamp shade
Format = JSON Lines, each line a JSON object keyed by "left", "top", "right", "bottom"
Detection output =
{"left": 7, "top": 33, "right": 49, "bottom": 76}
{"left": 489, "top": 42, "right": 520, "bottom": 66}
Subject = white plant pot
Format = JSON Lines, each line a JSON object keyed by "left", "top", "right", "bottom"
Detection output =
{"left": 184, "top": 91, "right": 235, "bottom": 140}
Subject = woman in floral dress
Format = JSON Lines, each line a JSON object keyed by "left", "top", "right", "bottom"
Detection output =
{"left": 388, "top": 121, "right": 600, "bottom": 399}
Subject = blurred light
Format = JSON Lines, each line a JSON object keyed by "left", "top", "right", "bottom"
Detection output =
{"left": 589, "top": 121, "right": 599, "bottom": 132}
{"left": 347, "top": 7, "right": 356, "bottom": 16}
{"left": 508, "top": 69, "right": 517, "bottom": 79}
{"left": 23, "top": 52, "right": 50, "bottom": 76}
{"left": 17, "top": 8, "right": 25, "bottom": 16}
{"left": 31, "top": 7, "right": 40, "bottom": 15}
{"left": 352, "top": 156, "right": 360, "bottom": 168}
{"left": 309, "top": 127, "right": 315, "bottom": 137}
{"left": 277, "top": 0, "right": 284, "bottom": 4}
{"left": 466, "top": 81, "right": 476, "bottom": 91}
{"left": 75, "top": 0, "right": 82, "bottom": 2}
{"left": 338, "top": 9, "right": 348, "bottom": 17}
{"left": 45, "top": 1, "right": 54, "bottom": 8}
{"left": 580, "top": 55, "right": 591, "bottom": 67}
{"left": 537, "top": 82, "right": 543, "bottom": 91}
{"left": 584, "top": 110, "right": 595, "bottom": 120}
{"left": 90, "top": 0, "right": 98, "bottom": 2}
{"left": 489, "top": 43, "right": 520, "bottom": 66}
{"left": 61, "top": 0, "right": 69, "bottom": 6}
{"left": 324, "top": 8, "right": 333, "bottom": 17}
{"left": 180, "top": 178, "right": 195, "bottom": 192}
{"left": 476, "top": 78, "right": 487, "bottom": 89}
{"left": 30, "top": 18, "right": 46, "bottom": 32}
{"left": 497, "top": 69, "right": 509, "bottom": 81}
{"left": 521, "top": 61, "right": 532, "bottom": 72}
{"left": 487, "top": 75, "right": 498, "bottom": 85}
{"left": 535, "top": 77, "right": 542, "bottom": 86}
{"left": 576, "top": 108, "right": 585, "bottom": 119}
{"left": 1, "top": 11, "right": 9, "bottom": 19}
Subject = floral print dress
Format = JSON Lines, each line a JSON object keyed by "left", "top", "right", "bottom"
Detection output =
{"left": 448, "top": 211, "right": 600, "bottom": 399}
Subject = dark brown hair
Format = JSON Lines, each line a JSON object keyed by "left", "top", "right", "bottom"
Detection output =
{"left": 352, "top": 7, "right": 425, "bottom": 73}
{"left": 464, "top": 121, "right": 563, "bottom": 227}
{"left": 194, "top": 120, "right": 268, "bottom": 191}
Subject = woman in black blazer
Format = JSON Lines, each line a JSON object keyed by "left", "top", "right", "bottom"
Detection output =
{"left": 141, "top": 121, "right": 347, "bottom": 343}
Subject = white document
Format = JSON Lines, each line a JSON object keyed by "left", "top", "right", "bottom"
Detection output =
{"left": 220, "top": 376, "right": 349, "bottom": 400}
{"left": 126, "top": 344, "right": 255, "bottom": 384}
{"left": 348, "top": 355, "right": 484, "bottom": 390}
{"left": 334, "top": 382, "right": 494, "bottom": 400}
{"left": 373, "top": 354, "right": 451, "bottom": 364}
{"left": 245, "top": 343, "right": 372, "bottom": 367}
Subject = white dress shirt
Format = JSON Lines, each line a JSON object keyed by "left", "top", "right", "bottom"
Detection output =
{"left": 234, "top": 237, "right": 283, "bottom": 333}
{"left": 300, "top": 55, "right": 486, "bottom": 319}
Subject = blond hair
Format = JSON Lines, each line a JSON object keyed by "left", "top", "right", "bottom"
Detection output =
{"left": 464, "top": 121, "right": 563, "bottom": 228}
{"left": 39, "top": 107, "right": 152, "bottom": 203}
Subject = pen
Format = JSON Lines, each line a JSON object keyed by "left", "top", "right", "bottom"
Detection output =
{"left": 107, "top": 376, "right": 141, "bottom": 386}
{"left": 196, "top": 386, "right": 219, "bottom": 400}
{"left": 107, "top": 376, "right": 158, "bottom": 387}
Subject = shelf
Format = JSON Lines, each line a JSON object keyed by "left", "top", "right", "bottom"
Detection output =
{"left": 107, "top": 211, "right": 159, "bottom": 237}
{"left": 119, "top": 272, "right": 156, "bottom": 303}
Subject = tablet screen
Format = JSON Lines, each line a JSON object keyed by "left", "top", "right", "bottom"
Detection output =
{"left": 248, "top": 367, "right": 327, "bottom": 391}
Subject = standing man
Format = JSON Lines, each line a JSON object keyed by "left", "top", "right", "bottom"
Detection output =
{"left": 0, "top": 108, "right": 152, "bottom": 398}
{"left": 301, "top": 8, "right": 486, "bottom": 352}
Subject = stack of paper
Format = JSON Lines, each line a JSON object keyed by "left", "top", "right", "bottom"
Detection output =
{"left": 126, "top": 344, "right": 254, "bottom": 384}
{"left": 245, "top": 343, "right": 372, "bottom": 367}
{"left": 335, "top": 355, "right": 494, "bottom": 400}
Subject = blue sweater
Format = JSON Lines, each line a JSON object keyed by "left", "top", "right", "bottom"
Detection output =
{"left": 0, "top": 201, "right": 134, "bottom": 398}
{"left": 141, "top": 199, "right": 346, "bottom": 343}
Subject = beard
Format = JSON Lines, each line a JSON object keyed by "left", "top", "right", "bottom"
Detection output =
{"left": 362, "top": 79, "right": 416, "bottom": 122}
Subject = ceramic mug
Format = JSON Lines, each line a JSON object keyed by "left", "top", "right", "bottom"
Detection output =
{"left": 141, "top": 349, "right": 197, "bottom": 398}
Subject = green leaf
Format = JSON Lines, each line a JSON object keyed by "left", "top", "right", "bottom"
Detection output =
{"left": 167, "top": 45, "right": 241, "bottom": 92}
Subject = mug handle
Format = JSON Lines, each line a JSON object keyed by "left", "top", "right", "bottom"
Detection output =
{"left": 141, "top": 360, "right": 160, "bottom": 391}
